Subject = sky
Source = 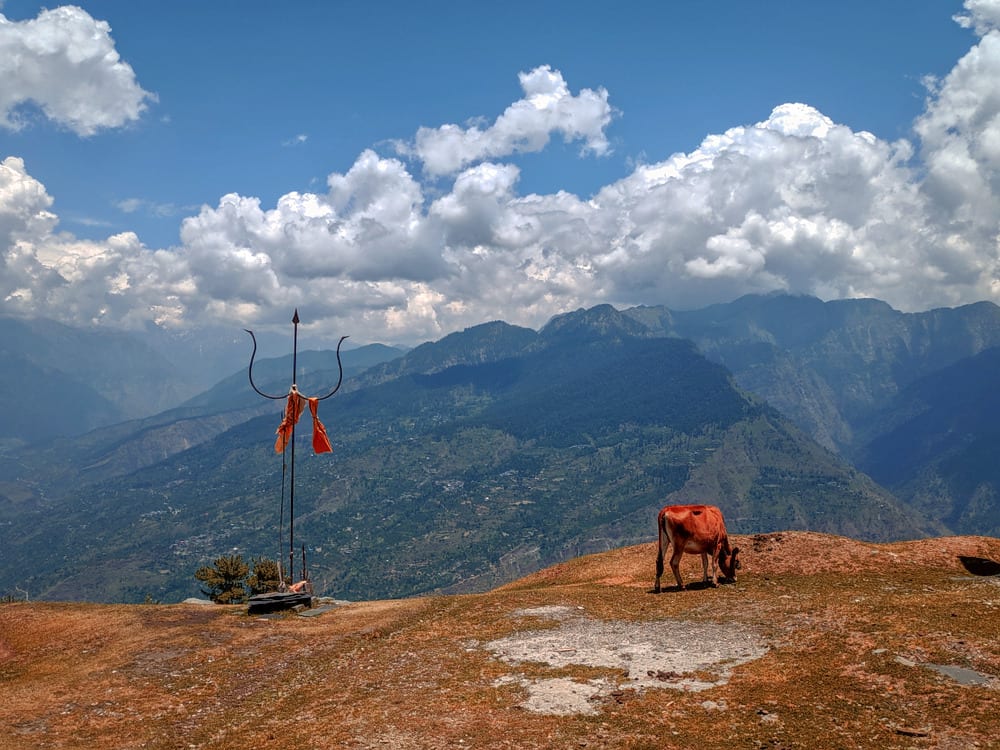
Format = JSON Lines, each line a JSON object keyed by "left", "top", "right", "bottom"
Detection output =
{"left": 2, "top": 1, "right": 1000, "bottom": 349}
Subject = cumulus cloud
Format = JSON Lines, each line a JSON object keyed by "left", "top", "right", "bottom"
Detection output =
{"left": 579, "top": 103, "right": 947, "bottom": 309}
{"left": 954, "top": 0, "right": 1000, "bottom": 35}
{"left": 0, "top": 6, "right": 153, "bottom": 135}
{"left": 179, "top": 150, "right": 446, "bottom": 286}
{"left": 916, "top": 11, "right": 1000, "bottom": 214}
{"left": 0, "top": 156, "right": 59, "bottom": 307}
{"left": 402, "top": 65, "right": 615, "bottom": 176}
{"left": 3, "top": 4, "right": 1000, "bottom": 346}
{"left": 0, "top": 156, "right": 148, "bottom": 323}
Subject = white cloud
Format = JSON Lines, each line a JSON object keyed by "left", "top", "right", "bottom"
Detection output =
{"left": 912, "top": 2, "right": 1000, "bottom": 310}
{"left": 577, "top": 103, "right": 947, "bottom": 310}
{"left": 0, "top": 156, "right": 56, "bottom": 240}
{"left": 402, "top": 65, "right": 615, "bottom": 176}
{"left": 1, "top": 155, "right": 141, "bottom": 322}
{"left": 916, "top": 27, "right": 1000, "bottom": 222}
{"left": 0, "top": 156, "right": 59, "bottom": 299}
{"left": 0, "top": 6, "right": 154, "bottom": 135}
{"left": 116, "top": 198, "right": 183, "bottom": 218}
{"left": 179, "top": 150, "right": 446, "bottom": 287}
{"left": 954, "top": 0, "right": 1000, "bottom": 36}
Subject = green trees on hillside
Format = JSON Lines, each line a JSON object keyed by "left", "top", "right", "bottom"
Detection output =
{"left": 194, "top": 555, "right": 249, "bottom": 603}
{"left": 194, "top": 555, "right": 282, "bottom": 603}
{"left": 248, "top": 558, "right": 281, "bottom": 595}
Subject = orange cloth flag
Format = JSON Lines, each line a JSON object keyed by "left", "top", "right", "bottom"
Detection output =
{"left": 309, "top": 396, "right": 332, "bottom": 454}
{"left": 274, "top": 391, "right": 306, "bottom": 453}
{"left": 273, "top": 389, "right": 333, "bottom": 454}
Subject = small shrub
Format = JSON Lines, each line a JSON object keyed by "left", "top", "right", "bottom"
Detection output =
{"left": 247, "top": 558, "right": 282, "bottom": 595}
{"left": 194, "top": 554, "right": 250, "bottom": 604}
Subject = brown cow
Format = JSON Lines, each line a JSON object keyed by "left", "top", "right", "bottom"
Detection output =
{"left": 654, "top": 504, "right": 740, "bottom": 592}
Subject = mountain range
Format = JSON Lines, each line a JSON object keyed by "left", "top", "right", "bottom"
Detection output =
{"left": 2, "top": 293, "right": 1000, "bottom": 603}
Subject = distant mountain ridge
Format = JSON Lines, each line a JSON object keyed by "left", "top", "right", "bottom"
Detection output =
{"left": 855, "top": 345, "right": 1000, "bottom": 535}
{"left": 5, "top": 293, "right": 1000, "bottom": 604}
{"left": 0, "top": 300, "right": 942, "bottom": 604}
{"left": 0, "top": 313, "right": 405, "bottom": 445}
{"left": 0, "top": 343, "right": 407, "bottom": 492}
{"left": 618, "top": 295, "right": 1000, "bottom": 540}
{"left": 624, "top": 294, "right": 1000, "bottom": 455}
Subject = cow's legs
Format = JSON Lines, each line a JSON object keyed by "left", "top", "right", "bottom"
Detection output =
{"left": 708, "top": 552, "right": 719, "bottom": 587}
{"left": 654, "top": 521, "right": 668, "bottom": 593}
{"left": 700, "top": 552, "right": 710, "bottom": 584}
{"left": 669, "top": 548, "right": 686, "bottom": 589}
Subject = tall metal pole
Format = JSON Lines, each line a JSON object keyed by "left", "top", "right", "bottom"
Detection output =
{"left": 289, "top": 309, "right": 299, "bottom": 582}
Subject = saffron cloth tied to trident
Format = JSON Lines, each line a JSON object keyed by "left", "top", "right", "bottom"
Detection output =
{"left": 274, "top": 385, "right": 333, "bottom": 454}
{"left": 244, "top": 309, "right": 348, "bottom": 584}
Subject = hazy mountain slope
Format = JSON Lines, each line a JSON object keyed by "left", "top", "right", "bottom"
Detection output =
{"left": 0, "top": 356, "right": 118, "bottom": 446}
{"left": 856, "top": 346, "right": 1000, "bottom": 536}
{"left": 624, "top": 294, "right": 1000, "bottom": 454}
{"left": 353, "top": 319, "right": 541, "bottom": 388}
{"left": 0, "top": 343, "right": 405, "bottom": 495}
{"left": 0, "top": 316, "right": 201, "bottom": 442}
{"left": 179, "top": 343, "right": 406, "bottom": 410}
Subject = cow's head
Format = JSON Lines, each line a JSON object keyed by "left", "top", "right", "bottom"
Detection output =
{"left": 721, "top": 546, "right": 741, "bottom": 581}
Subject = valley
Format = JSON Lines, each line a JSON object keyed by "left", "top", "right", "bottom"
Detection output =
{"left": 3, "top": 294, "right": 1000, "bottom": 604}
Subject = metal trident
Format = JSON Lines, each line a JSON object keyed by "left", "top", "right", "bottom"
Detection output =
{"left": 244, "top": 309, "right": 348, "bottom": 584}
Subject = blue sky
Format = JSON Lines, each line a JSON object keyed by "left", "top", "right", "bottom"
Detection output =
{"left": 1, "top": 1, "right": 999, "bottom": 347}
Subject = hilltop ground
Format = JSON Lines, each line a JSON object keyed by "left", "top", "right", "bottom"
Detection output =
{"left": 2, "top": 532, "right": 999, "bottom": 749}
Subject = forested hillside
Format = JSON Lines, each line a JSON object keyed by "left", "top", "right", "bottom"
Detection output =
{"left": 0, "top": 304, "right": 931, "bottom": 603}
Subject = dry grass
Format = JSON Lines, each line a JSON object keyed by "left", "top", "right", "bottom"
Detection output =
{"left": 2, "top": 531, "right": 1000, "bottom": 749}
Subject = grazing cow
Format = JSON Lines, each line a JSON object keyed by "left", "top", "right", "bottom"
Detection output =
{"left": 654, "top": 504, "right": 740, "bottom": 592}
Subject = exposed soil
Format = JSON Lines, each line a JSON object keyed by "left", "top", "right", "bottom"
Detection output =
{"left": 484, "top": 604, "right": 768, "bottom": 713}
{"left": 2, "top": 531, "right": 999, "bottom": 749}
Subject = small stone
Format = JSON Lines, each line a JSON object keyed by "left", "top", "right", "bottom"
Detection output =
{"left": 894, "top": 726, "right": 931, "bottom": 738}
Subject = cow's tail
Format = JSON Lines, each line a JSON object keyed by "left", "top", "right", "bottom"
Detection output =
{"left": 654, "top": 510, "right": 669, "bottom": 593}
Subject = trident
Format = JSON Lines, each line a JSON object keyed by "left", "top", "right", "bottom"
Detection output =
{"left": 245, "top": 309, "right": 348, "bottom": 586}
